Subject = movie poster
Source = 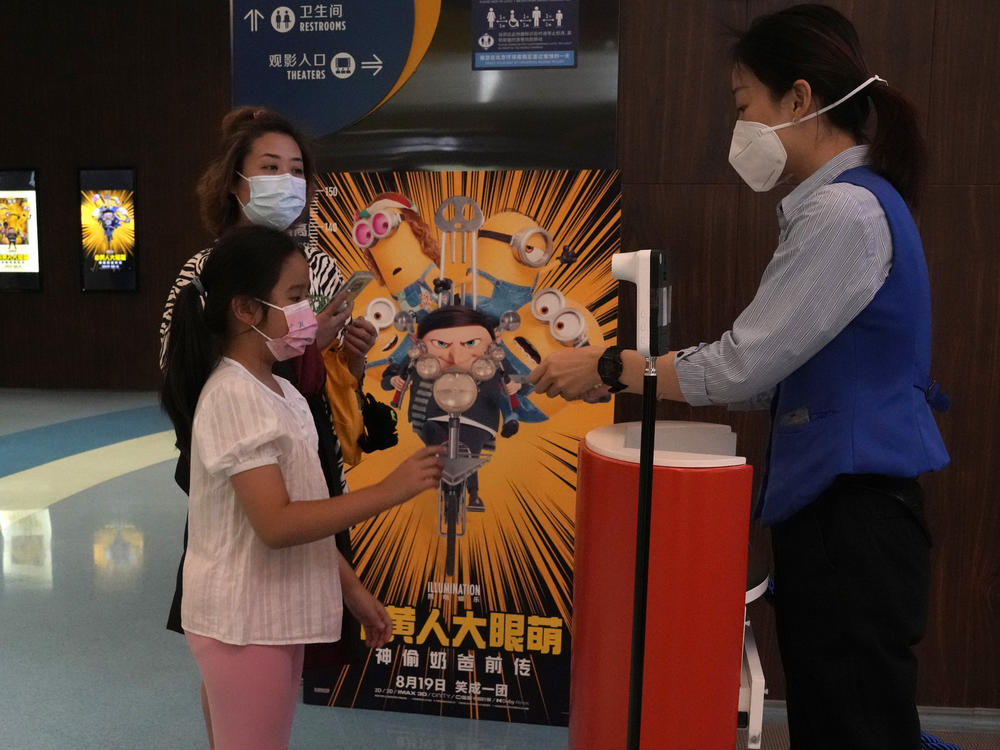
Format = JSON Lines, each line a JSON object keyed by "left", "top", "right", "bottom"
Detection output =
{"left": 0, "top": 170, "right": 41, "bottom": 292}
{"left": 80, "top": 169, "right": 137, "bottom": 292}
{"left": 306, "top": 168, "right": 619, "bottom": 725}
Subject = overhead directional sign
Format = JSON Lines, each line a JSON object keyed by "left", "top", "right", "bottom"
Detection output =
{"left": 232, "top": 1, "right": 417, "bottom": 136}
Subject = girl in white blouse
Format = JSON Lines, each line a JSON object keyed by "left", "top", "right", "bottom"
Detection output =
{"left": 161, "top": 224, "right": 443, "bottom": 750}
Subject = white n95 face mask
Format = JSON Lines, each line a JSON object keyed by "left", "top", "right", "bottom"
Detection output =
{"left": 237, "top": 172, "right": 308, "bottom": 230}
{"left": 728, "top": 75, "right": 885, "bottom": 192}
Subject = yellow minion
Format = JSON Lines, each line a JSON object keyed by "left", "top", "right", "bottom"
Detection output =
{"left": 471, "top": 210, "right": 555, "bottom": 320}
{"left": 352, "top": 193, "right": 440, "bottom": 318}
{"left": 499, "top": 288, "right": 603, "bottom": 419}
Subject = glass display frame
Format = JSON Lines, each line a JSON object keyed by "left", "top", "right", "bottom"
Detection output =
{"left": 79, "top": 168, "right": 138, "bottom": 292}
{"left": 0, "top": 168, "right": 42, "bottom": 293}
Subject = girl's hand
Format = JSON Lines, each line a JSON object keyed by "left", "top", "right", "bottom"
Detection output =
{"left": 343, "top": 584, "right": 393, "bottom": 648}
{"left": 383, "top": 445, "right": 444, "bottom": 503}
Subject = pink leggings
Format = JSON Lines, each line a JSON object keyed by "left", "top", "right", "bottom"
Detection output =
{"left": 186, "top": 632, "right": 304, "bottom": 750}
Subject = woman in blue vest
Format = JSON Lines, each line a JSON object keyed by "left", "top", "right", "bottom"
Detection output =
{"left": 531, "top": 5, "right": 948, "bottom": 749}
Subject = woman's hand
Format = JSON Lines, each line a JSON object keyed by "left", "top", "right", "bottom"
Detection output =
{"left": 530, "top": 346, "right": 606, "bottom": 401}
{"left": 341, "top": 317, "right": 377, "bottom": 382}
{"left": 315, "top": 290, "right": 354, "bottom": 351}
{"left": 341, "top": 569, "right": 393, "bottom": 648}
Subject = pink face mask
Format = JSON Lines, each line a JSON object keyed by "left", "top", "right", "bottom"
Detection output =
{"left": 251, "top": 298, "right": 318, "bottom": 361}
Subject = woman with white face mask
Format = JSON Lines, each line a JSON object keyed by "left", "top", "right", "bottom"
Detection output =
{"left": 531, "top": 6, "right": 948, "bottom": 748}
{"left": 157, "top": 106, "right": 379, "bottom": 743}
{"left": 160, "top": 107, "right": 376, "bottom": 371}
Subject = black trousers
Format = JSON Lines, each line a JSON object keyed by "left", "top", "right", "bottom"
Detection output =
{"left": 770, "top": 474, "right": 931, "bottom": 750}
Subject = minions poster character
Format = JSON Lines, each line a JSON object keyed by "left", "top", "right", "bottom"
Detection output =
{"left": 2, "top": 198, "right": 31, "bottom": 250}
{"left": 308, "top": 170, "right": 619, "bottom": 725}
{"left": 81, "top": 190, "right": 134, "bottom": 260}
{"left": 79, "top": 169, "right": 137, "bottom": 291}
{"left": 0, "top": 192, "right": 40, "bottom": 275}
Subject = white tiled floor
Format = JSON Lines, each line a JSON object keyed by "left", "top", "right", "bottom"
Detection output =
{"left": 0, "top": 389, "right": 568, "bottom": 749}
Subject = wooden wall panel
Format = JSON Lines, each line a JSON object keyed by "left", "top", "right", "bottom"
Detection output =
{"left": 927, "top": 0, "right": 1000, "bottom": 184}
{"left": 618, "top": 1, "right": 744, "bottom": 184}
{"left": 0, "top": 1, "right": 229, "bottom": 389}
{"left": 915, "top": 186, "right": 1000, "bottom": 706}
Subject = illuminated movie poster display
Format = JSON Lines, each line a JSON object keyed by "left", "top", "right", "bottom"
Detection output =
{"left": 80, "top": 169, "right": 137, "bottom": 292}
{"left": 0, "top": 169, "right": 41, "bottom": 292}
{"left": 309, "top": 169, "right": 619, "bottom": 725}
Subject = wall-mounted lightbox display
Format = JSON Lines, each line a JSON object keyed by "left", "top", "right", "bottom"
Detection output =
{"left": 80, "top": 168, "right": 137, "bottom": 292}
{"left": 0, "top": 169, "right": 41, "bottom": 292}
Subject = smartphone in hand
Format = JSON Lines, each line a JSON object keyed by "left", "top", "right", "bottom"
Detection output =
{"left": 310, "top": 270, "right": 375, "bottom": 313}
{"left": 338, "top": 269, "right": 375, "bottom": 303}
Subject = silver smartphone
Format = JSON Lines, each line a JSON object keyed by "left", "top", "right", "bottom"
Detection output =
{"left": 310, "top": 270, "right": 375, "bottom": 313}
{"left": 339, "top": 269, "right": 375, "bottom": 302}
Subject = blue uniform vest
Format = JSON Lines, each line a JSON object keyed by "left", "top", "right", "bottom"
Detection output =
{"left": 759, "top": 166, "right": 949, "bottom": 525}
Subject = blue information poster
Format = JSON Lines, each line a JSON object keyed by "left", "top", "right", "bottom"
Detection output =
{"left": 232, "top": 1, "right": 416, "bottom": 135}
{"left": 471, "top": 0, "right": 578, "bottom": 69}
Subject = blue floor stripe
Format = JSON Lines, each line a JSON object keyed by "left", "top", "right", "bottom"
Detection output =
{"left": 0, "top": 405, "right": 173, "bottom": 476}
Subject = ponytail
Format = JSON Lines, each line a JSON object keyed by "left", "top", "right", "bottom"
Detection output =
{"left": 867, "top": 83, "right": 927, "bottom": 208}
{"left": 160, "top": 281, "right": 221, "bottom": 457}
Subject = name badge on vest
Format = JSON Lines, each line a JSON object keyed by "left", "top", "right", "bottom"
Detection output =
{"left": 778, "top": 407, "right": 810, "bottom": 427}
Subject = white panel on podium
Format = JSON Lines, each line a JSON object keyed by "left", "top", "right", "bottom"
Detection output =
{"left": 585, "top": 421, "right": 745, "bottom": 468}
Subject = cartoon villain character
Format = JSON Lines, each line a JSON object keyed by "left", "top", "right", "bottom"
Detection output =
{"left": 91, "top": 194, "right": 131, "bottom": 251}
{"left": 382, "top": 306, "right": 522, "bottom": 511}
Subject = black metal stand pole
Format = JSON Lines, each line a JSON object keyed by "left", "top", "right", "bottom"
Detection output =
{"left": 626, "top": 362, "right": 659, "bottom": 750}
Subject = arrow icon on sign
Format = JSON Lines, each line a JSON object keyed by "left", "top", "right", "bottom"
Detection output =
{"left": 244, "top": 9, "right": 264, "bottom": 32}
{"left": 360, "top": 54, "right": 383, "bottom": 76}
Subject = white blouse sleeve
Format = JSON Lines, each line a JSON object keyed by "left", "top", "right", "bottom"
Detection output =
{"left": 195, "top": 377, "right": 285, "bottom": 477}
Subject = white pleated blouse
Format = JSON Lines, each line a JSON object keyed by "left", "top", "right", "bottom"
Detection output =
{"left": 181, "top": 358, "right": 343, "bottom": 646}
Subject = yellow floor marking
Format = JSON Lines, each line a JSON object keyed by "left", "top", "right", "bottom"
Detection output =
{"left": 0, "top": 431, "right": 178, "bottom": 512}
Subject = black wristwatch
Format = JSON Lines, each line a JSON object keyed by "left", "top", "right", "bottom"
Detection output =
{"left": 597, "top": 345, "right": 627, "bottom": 393}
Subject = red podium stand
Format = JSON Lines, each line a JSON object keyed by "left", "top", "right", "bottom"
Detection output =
{"left": 571, "top": 422, "right": 753, "bottom": 750}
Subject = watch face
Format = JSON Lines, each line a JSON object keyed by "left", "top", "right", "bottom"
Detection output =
{"left": 599, "top": 348, "right": 622, "bottom": 382}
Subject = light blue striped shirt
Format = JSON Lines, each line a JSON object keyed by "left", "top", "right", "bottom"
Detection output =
{"left": 675, "top": 146, "right": 893, "bottom": 408}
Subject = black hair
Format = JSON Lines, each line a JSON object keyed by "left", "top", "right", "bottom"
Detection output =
{"left": 732, "top": 3, "right": 926, "bottom": 207}
{"left": 416, "top": 305, "right": 499, "bottom": 340}
{"left": 160, "top": 225, "right": 305, "bottom": 455}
